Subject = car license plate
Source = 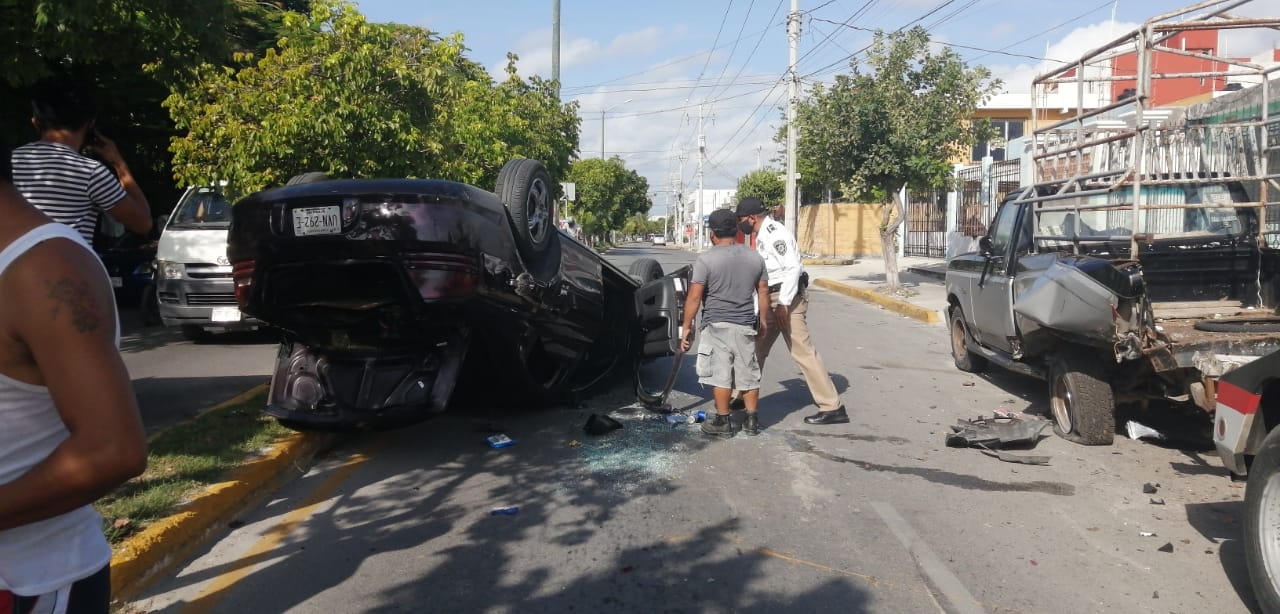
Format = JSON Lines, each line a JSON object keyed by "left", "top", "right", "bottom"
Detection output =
{"left": 110, "top": 276, "right": 123, "bottom": 288}
{"left": 291, "top": 205, "right": 341, "bottom": 237}
{"left": 211, "top": 307, "right": 242, "bottom": 322}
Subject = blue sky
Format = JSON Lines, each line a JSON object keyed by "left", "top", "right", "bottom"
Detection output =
{"left": 354, "top": 0, "right": 1277, "bottom": 212}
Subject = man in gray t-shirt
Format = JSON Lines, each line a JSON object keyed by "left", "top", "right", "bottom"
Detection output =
{"left": 680, "top": 208, "right": 770, "bottom": 437}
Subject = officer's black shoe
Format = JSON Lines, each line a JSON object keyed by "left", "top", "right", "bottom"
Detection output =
{"left": 744, "top": 412, "right": 760, "bottom": 436}
{"left": 729, "top": 397, "right": 747, "bottom": 411}
{"left": 701, "top": 412, "right": 736, "bottom": 438}
{"left": 803, "top": 406, "right": 849, "bottom": 425}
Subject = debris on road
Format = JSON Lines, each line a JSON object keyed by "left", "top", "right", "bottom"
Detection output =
{"left": 1126, "top": 421, "right": 1166, "bottom": 442}
{"left": 664, "top": 413, "right": 690, "bottom": 425}
{"left": 489, "top": 506, "right": 519, "bottom": 516}
{"left": 486, "top": 433, "right": 516, "bottom": 449}
{"left": 1150, "top": 497, "right": 1166, "bottom": 505}
{"left": 1143, "top": 482, "right": 1160, "bottom": 494}
{"left": 584, "top": 414, "right": 624, "bottom": 435}
{"left": 945, "top": 415, "right": 1052, "bottom": 464}
{"left": 1158, "top": 542, "right": 1175, "bottom": 553}
{"left": 1140, "top": 531, "right": 1157, "bottom": 537}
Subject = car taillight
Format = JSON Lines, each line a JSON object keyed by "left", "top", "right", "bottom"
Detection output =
{"left": 232, "top": 260, "right": 255, "bottom": 307}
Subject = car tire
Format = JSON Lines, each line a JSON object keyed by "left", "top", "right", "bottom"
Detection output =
{"left": 180, "top": 324, "right": 209, "bottom": 343}
{"left": 628, "top": 258, "right": 664, "bottom": 283}
{"left": 285, "top": 171, "right": 330, "bottom": 186}
{"left": 140, "top": 283, "right": 162, "bottom": 327}
{"left": 1194, "top": 317, "right": 1280, "bottom": 333}
{"left": 1048, "top": 348, "right": 1115, "bottom": 445}
{"left": 495, "top": 159, "right": 555, "bottom": 262}
{"left": 1245, "top": 426, "right": 1280, "bottom": 614}
{"left": 949, "top": 305, "right": 987, "bottom": 373}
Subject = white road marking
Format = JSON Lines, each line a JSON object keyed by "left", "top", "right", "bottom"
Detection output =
{"left": 872, "top": 500, "right": 986, "bottom": 614}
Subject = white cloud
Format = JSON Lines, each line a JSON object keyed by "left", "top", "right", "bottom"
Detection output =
{"left": 494, "top": 26, "right": 676, "bottom": 80}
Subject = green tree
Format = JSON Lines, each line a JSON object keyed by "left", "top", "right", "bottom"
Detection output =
{"left": 797, "top": 26, "right": 998, "bottom": 289}
{"left": 567, "top": 158, "right": 650, "bottom": 244}
{"left": 165, "top": 0, "right": 578, "bottom": 193}
{"left": 735, "top": 168, "right": 785, "bottom": 209}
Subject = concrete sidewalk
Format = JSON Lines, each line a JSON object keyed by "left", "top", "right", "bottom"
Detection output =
{"left": 802, "top": 256, "right": 948, "bottom": 325}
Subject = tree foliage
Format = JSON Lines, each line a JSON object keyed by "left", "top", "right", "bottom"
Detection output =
{"left": 165, "top": 0, "right": 579, "bottom": 193}
{"left": 566, "top": 158, "right": 651, "bottom": 242}
{"left": 735, "top": 168, "right": 785, "bottom": 209}
{"left": 796, "top": 27, "right": 998, "bottom": 288}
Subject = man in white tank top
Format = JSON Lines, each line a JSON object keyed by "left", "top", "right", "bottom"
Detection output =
{"left": 0, "top": 146, "right": 146, "bottom": 613}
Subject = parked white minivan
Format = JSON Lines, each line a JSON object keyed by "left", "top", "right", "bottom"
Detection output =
{"left": 156, "top": 185, "right": 258, "bottom": 340}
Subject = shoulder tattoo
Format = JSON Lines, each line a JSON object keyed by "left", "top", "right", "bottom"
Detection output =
{"left": 45, "top": 278, "right": 102, "bottom": 333}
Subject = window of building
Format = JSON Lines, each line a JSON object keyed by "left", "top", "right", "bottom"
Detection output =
{"left": 972, "top": 119, "right": 1025, "bottom": 162}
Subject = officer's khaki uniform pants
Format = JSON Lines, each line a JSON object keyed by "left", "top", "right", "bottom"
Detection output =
{"left": 757, "top": 288, "right": 841, "bottom": 411}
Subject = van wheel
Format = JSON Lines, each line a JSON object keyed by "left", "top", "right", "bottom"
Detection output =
{"left": 180, "top": 325, "right": 209, "bottom": 343}
{"left": 1245, "top": 427, "right": 1280, "bottom": 614}
{"left": 495, "top": 159, "right": 555, "bottom": 262}
{"left": 949, "top": 305, "right": 987, "bottom": 373}
{"left": 628, "top": 258, "right": 664, "bottom": 283}
{"left": 1048, "top": 349, "right": 1115, "bottom": 445}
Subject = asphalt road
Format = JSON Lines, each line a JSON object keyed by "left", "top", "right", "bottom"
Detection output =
{"left": 118, "top": 306, "right": 278, "bottom": 434}
{"left": 127, "top": 244, "right": 1259, "bottom": 613}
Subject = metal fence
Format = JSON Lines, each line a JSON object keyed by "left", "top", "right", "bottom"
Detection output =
{"left": 903, "top": 188, "right": 948, "bottom": 258}
{"left": 956, "top": 158, "right": 1021, "bottom": 238}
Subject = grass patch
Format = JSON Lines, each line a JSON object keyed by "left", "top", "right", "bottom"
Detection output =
{"left": 95, "top": 391, "right": 289, "bottom": 544}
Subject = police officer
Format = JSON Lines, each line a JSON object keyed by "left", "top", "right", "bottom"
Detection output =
{"left": 733, "top": 196, "right": 848, "bottom": 425}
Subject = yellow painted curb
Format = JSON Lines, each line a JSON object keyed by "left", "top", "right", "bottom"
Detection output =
{"left": 802, "top": 258, "right": 855, "bottom": 266}
{"left": 813, "top": 278, "right": 941, "bottom": 324}
{"left": 110, "top": 389, "right": 330, "bottom": 603}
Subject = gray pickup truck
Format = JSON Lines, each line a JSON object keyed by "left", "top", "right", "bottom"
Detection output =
{"left": 946, "top": 179, "right": 1280, "bottom": 445}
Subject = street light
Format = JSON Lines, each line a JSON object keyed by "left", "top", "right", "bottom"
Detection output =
{"left": 600, "top": 98, "right": 633, "bottom": 158}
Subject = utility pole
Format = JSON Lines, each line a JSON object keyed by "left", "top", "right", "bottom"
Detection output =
{"left": 696, "top": 103, "right": 707, "bottom": 252}
{"left": 673, "top": 150, "right": 687, "bottom": 244}
{"left": 552, "top": 0, "right": 560, "bottom": 98}
{"left": 756, "top": 144, "right": 763, "bottom": 170}
{"left": 785, "top": 0, "right": 800, "bottom": 229}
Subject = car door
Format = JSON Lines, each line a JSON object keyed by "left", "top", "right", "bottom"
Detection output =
{"left": 969, "top": 202, "right": 1027, "bottom": 353}
{"left": 632, "top": 265, "right": 691, "bottom": 406}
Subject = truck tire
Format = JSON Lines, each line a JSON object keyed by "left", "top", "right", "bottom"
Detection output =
{"left": 495, "top": 159, "right": 555, "bottom": 263}
{"left": 628, "top": 258, "right": 664, "bottom": 283}
{"left": 1048, "top": 349, "right": 1115, "bottom": 445}
{"left": 1245, "top": 426, "right": 1280, "bottom": 614}
{"left": 949, "top": 305, "right": 988, "bottom": 373}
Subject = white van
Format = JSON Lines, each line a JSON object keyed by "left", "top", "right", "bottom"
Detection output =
{"left": 156, "top": 186, "right": 257, "bottom": 340}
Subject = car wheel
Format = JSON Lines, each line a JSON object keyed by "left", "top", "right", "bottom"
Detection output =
{"left": 949, "top": 305, "right": 987, "bottom": 373}
{"left": 495, "top": 159, "right": 555, "bottom": 262}
{"left": 180, "top": 324, "right": 210, "bottom": 343}
{"left": 140, "top": 283, "right": 162, "bottom": 327}
{"left": 285, "top": 171, "right": 330, "bottom": 186}
{"left": 628, "top": 258, "right": 664, "bottom": 284}
{"left": 1245, "top": 427, "right": 1280, "bottom": 614}
{"left": 1048, "top": 348, "right": 1115, "bottom": 445}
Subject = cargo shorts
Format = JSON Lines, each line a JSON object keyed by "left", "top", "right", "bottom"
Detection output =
{"left": 695, "top": 322, "right": 761, "bottom": 391}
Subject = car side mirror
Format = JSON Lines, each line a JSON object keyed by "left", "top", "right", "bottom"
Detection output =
{"left": 978, "top": 235, "right": 993, "bottom": 257}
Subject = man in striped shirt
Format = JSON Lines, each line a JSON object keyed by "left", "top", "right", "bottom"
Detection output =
{"left": 11, "top": 78, "right": 152, "bottom": 244}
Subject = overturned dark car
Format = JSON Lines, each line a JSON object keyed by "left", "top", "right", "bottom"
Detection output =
{"left": 227, "top": 159, "right": 687, "bottom": 430}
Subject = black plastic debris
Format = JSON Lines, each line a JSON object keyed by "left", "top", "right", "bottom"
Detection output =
{"left": 583, "top": 413, "right": 624, "bottom": 435}
{"left": 1143, "top": 482, "right": 1160, "bottom": 494}
{"left": 1150, "top": 497, "right": 1166, "bottom": 505}
{"left": 946, "top": 415, "right": 1052, "bottom": 464}
{"left": 1158, "top": 542, "right": 1174, "bottom": 553}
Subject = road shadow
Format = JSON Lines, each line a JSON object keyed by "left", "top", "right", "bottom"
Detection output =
{"left": 133, "top": 375, "right": 269, "bottom": 434}
{"left": 142, "top": 386, "right": 876, "bottom": 612}
{"left": 1185, "top": 499, "right": 1262, "bottom": 613}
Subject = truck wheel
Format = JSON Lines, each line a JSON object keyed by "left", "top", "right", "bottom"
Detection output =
{"left": 1048, "top": 349, "right": 1115, "bottom": 445}
{"left": 495, "top": 159, "right": 555, "bottom": 263}
{"left": 1245, "top": 427, "right": 1280, "bottom": 613}
{"left": 628, "top": 258, "right": 664, "bottom": 283}
{"left": 949, "top": 305, "right": 987, "bottom": 373}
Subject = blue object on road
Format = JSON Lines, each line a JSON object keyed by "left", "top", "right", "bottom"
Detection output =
{"left": 486, "top": 434, "right": 515, "bottom": 448}
{"left": 695, "top": 410, "right": 706, "bottom": 423}
{"left": 490, "top": 506, "right": 519, "bottom": 516}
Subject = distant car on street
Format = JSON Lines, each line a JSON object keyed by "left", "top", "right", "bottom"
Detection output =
{"left": 227, "top": 159, "right": 689, "bottom": 430}
{"left": 651, "top": 234, "right": 667, "bottom": 246}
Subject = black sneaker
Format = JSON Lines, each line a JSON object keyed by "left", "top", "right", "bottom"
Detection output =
{"left": 803, "top": 406, "right": 850, "bottom": 425}
{"left": 729, "top": 397, "right": 746, "bottom": 411}
{"left": 701, "top": 413, "right": 736, "bottom": 438}
{"left": 744, "top": 412, "right": 759, "bottom": 436}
